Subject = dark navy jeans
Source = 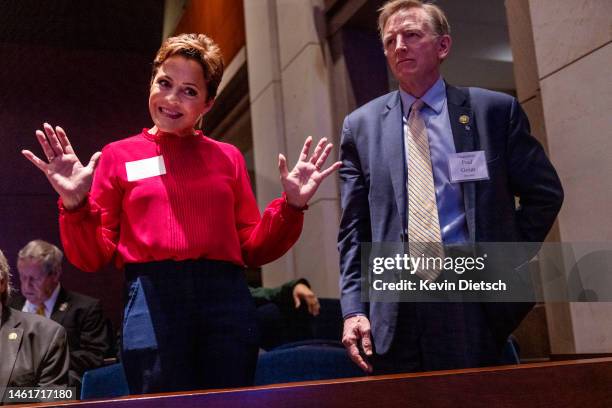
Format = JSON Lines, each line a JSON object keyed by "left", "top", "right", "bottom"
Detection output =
{"left": 122, "top": 259, "right": 259, "bottom": 394}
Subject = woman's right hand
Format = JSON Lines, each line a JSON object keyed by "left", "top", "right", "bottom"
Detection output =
{"left": 22, "top": 123, "right": 101, "bottom": 210}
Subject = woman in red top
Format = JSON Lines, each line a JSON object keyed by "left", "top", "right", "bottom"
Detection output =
{"left": 22, "top": 33, "right": 340, "bottom": 394}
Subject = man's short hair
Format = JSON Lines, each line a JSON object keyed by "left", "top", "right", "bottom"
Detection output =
{"left": 378, "top": 0, "right": 451, "bottom": 40}
{"left": 0, "top": 249, "right": 11, "bottom": 306}
{"left": 17, "top": 240, "right": 63, "bottom": 276}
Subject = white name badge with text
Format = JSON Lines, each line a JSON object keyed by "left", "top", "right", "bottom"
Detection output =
{"left": 448, "top": 151, "right": 489, "bottom": 183}
{"left": 125, "top": 155, "right": 166, "bottom": 182}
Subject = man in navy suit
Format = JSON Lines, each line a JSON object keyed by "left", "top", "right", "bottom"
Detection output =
{"left": 338, "top": 0, "right": 563, "bottom": 374}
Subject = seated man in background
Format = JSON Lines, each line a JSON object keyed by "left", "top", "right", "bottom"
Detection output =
{"left": 9, "top": 240, "right": 113, "bottom": 386}
{"left": 0, "top": 249, "right": 69, "bottom": 397}
{"left": 251, "top": 279, "right": 320, "bottom": 350}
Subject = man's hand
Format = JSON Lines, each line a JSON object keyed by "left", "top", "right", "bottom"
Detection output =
{"left": 342, "top": 315, "right": 373, "bottom": 373}
{"left": 292, "top": 283, "right": 320, "bottom": 316}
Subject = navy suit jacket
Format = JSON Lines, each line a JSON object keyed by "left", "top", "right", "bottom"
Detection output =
{"left": 338, "top": 85, "right": 563, "bottom": 354}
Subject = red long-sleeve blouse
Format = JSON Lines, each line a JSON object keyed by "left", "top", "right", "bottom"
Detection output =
{"left": 59, "top": 130, "right": 304, "bottom": 272}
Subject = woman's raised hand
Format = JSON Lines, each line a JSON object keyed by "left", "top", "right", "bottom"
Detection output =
{"left": 22, "top": 123, "right": 101, "bottom": 210}
{"left": 278, "top": 136, "right": 342, "bottom": 209}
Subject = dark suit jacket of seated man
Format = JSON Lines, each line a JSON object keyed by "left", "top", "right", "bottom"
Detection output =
{"left": 338, "top": 0, "right": 563, "bottom": 375}
{"left": 0, "top": 249, "right": 69, "bottom": 401}
{"left": 10, "top": 240, "right": 113, "bottom": 385}
{"left": 9, "top": 289, "right": 111, "bottom": 378}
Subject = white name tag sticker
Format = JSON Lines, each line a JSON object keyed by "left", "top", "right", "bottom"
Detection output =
{"left": 448, "top": 151, "right": 489, "bottom": 183}
{"left": 125, "top": 155, "right": 166, "bottom": 182}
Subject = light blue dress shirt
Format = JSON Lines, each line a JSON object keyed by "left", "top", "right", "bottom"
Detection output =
{"left": 400, "top": 77, "right": 469, "bottom": 244}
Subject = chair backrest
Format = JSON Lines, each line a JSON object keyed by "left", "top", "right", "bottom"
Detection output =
{"left": 80, "top": 362, "right": 129, "bottom": 400}
{"left": 254, "top": 343, "right": 365, "bottom": 386}
{"left": 501, "top": 335, "right": 521, "bottom": 364}
{"left": 311, "top": 298, "right": 343, "bottom": 341}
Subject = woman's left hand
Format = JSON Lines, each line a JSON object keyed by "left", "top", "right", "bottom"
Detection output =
{"left": 279, "top": 136, "right": 342, "bottom": 209}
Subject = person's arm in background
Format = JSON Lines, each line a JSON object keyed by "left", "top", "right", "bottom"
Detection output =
{"left": 250, "top": 278, "right": 320, "bottom": 316}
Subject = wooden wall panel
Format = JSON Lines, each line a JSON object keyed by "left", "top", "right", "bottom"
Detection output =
{"left": 32, "top": 358, "right": 612, "bottom": 407}
{"left": 174, "top": 0, "right": 246, "bottom": 65}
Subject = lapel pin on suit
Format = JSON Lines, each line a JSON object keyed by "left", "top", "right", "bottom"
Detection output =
{"left": 59, "top": 302, "right": 68, "bottom": 312}
{"left": 459, "top": 114, "right": 471, "bottom": 131}
{"left": 8, "top": 332, "right": 18, "bottom": 340}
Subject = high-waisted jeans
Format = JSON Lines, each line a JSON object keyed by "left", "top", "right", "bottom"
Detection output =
{"left": 122, "top": 259, "right": 259, "bottom": 394}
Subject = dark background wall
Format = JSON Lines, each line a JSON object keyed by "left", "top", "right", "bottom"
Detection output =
{"left": 0, "top": 0, "right": 164, "bottom": 328}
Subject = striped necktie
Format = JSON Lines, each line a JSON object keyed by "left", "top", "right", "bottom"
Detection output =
{"left": 405, "top": 99, "right": 444, "bottom": 282}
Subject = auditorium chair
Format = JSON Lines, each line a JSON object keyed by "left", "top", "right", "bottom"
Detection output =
{"left": 254, "top": 340, "right": 365, "bottom": 385}
{"left": 80, "top": 362, "right": 129, "bottom": 400}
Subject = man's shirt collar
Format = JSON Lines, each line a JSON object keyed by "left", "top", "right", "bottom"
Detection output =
{"left": 399, "top": 76, "right": 446, "bottom": 115}
{"left": 24, "top": 284, "right": 61, "bottom": 317}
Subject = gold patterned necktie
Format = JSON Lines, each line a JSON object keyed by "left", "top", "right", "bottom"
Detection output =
{"left": 405, "top": 99, "right": 444, "bottom": 282}
{"left": 36, "top": 304, "right": 45, "bottom": 316}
